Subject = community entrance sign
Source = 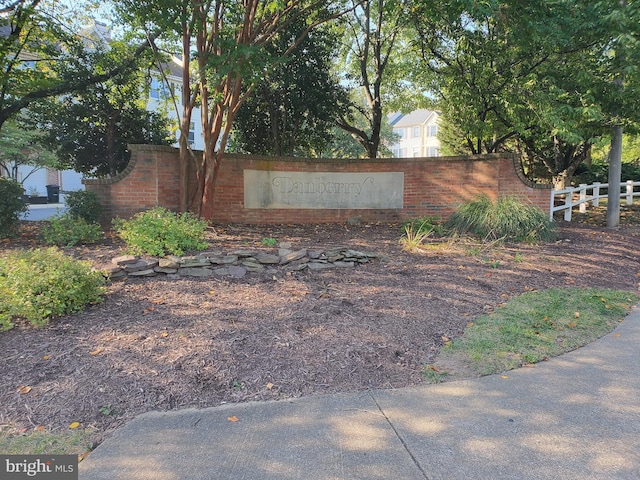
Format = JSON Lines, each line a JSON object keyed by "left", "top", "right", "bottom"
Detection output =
{"left": 244, "top": 170, "right": 404, "bottom": 209}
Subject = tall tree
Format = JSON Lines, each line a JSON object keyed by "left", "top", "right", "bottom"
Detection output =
{"left": 230, "top": 20, "right": 348, "bottom": 157}
{"left": 335, "top": 0, "right": 408, "bottom": 158}
{"left": 0, "top": 0, "right": 162, "bottom": 134}
{"left": 32, "top": 66, "right": 173, "bottom": 177}
{"left": 117, "top": 0, "right": 348, "bottom": 219}
{"left": 0, "top": 117, "right": 56, "bottom": 182}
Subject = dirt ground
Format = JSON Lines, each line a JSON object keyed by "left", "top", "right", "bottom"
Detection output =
{"left": 1, "top": 209, "right": 640, "bottom": 448}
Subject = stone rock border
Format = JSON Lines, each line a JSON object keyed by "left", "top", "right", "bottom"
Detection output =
{"left": 101, "top": 245, "right": 380, "bottom": 280}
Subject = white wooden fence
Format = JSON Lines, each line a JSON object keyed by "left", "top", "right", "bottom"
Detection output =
{"left": 550, "top": 180, "right": 640, "bottom": 221}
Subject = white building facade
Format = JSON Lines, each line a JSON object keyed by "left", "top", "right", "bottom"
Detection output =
{"left": 388, "top": 109, "right": 441, "bottom": 158}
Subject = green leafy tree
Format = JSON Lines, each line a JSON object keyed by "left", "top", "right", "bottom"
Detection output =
{"left": 230, "top": 20, "right": 348, "bottom": 157}
{"left": 0, "top": 0, "right": 164, "bottom": 134}
{"left": 0, "top": 118, "right": 57, "bottom": 182}
{"left": 335, "top": 0, "right": 411, "bottom": 158}
{"left": 33, "top": 64, "right": 173, "bottom": 177}
{"left": 116, "top": 0, "right": 349, "bottom": 219}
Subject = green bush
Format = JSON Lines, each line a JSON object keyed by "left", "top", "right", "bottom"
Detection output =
{"left": 0, "top": 248, "right": 105, "bottom": 330}
{"left": 573, "top": 162, "right": 640, "bottom": 186}
{"left": 64, "top": 190, "right": 103, "bottom": 224}
{"left": 445, "top": 195, "right": 557, "bottom": 242}
{"left": 41, "top": 214, "right": 102, "bottom": 247}
{"left": 113, "top": 206, "right": 209, "bottom": 256}
{"left": 0, "top": 178, "right": 28, "bottom": 238}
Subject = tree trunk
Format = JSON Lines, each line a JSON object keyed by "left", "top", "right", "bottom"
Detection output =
{"left": 607, "top": 125, "right": 623, "bottom": 228}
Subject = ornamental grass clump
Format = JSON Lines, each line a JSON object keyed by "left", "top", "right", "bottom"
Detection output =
{"left": 113, "top": 206, "right": 208, "bottom": 257}
{"left": 445, "top": 195, "right": 557, "bottom": 242}
{"left": 0, "top": 248, "right": 105, "bottom": 331}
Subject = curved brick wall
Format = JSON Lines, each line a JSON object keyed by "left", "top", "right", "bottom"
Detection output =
{"left": 84, "top": 146, "right": 550, "bottom": 224}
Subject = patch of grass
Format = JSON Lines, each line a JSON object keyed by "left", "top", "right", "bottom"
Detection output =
{"left": 400, "top": 222, "right": 433, "bottom": 252}
{"left": 0, "top": 429, "right": 94, "bottom": 455}
{"left": 420, "top": 365, "right": 450, "bottom": 383}
{"left": 446, "top": 195, "right": 557, "bottom": 242}
{"left": 437, "top": 288, "right": 637, "bottom": 377}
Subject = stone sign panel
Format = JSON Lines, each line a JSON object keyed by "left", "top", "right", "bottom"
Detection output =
{"left": 244, "top": 170, "right": 404, "bottom": 209}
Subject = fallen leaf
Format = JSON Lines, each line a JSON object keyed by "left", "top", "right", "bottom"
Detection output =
{"left": 160, "top": 332, "right": 169, "bottom": 338}
{"left": 68, "top": 422, "right": 81, "bottom": 429}
{"left": 34, "top": 425, "right": 45, "bottom": 432}
{"left": 209, "top": 290, "right": 216, "bottom": 295}
{"left": 574, "top": 311, "right": 580, "bottom": 318}
{"left": 523, "top": 363, "right": 536, "bottom": 368}
{"left": 152, "top": 298, "right": 165, "bottom": 304}
{"left": 501, "top": 375, "right": 509, "bottom": 379}
{"left": 467, "top": 276, "right": 473, "bottom": 281}
{"left": 485, "top": 273, "right": 492, "bottom": 278}
{"left": 613, "top": 333, "right": 621, "bottom": 337}
{"left": 90, "top": 348, "right": 103, "bottom": 356}
{"left": 227, "top": 416, "right": 239, "bottom": 422}
{"left": 467, "top": 322, "right": 474, "bottom": 328}
{"left": 43, "top": 355, "right": 50, "bottom": 361}
{"left": 17, "top": 385, "right": 32, "bottom": 395}
{"left": 567, "top": 322, "right": 577, "bottom": 328}
{"left": 266, "top": 382, "right": 274, "bottom": 390}
{"left": 147, "top": 306, "right": 155, "bottom": 312}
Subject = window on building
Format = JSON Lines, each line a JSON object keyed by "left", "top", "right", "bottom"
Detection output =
{"left": 150, "top": 78, "right": 171, "bottom": 100}
{"left": 413, "top": 126, "right": 421, "bottom": 138}
{"left": 393, "top": 128, "right": 405, "bottom": 138}
{"left": 413, "top": 147, "right": 421, "bottom": 157}
{"left": 188, "top": 122, "right": 195, "bottom": 146}
{"left": 427, "top": 147, "right": 440, "bottom": 157}
{"left": 426, "top": 125, "right": 438, "bottom": 137}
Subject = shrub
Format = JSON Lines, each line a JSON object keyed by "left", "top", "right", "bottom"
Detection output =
{"left": 41, "top": 214, "right": 102, "bottom": 247}
{"left": 0, "top": 248, "right": 105, "bottom": 330}
{"left": 113, "top": 206, "right": 208, "bottom": 257}
{"left": 0, "top": 177, "right": 28, "bottom": 238}
{"left": 445, "top": 195, "right": 557, "bottom": 242}
{"left": 64, "top": 190, "right": 103, "bottom": 224}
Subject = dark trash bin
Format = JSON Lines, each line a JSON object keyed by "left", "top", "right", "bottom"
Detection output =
{"left": 46, "top": 184, "right": 59, "bottom": 203}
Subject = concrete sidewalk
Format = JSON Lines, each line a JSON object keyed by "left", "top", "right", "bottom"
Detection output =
{"left": 79, "top": 308, "right": 640, "bottom": 480}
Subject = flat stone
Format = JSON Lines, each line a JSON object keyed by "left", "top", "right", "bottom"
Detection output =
{"left": 345, "top": 249, "right": 366, "bottom": 258}
{"left": 232, "top": 250, "right": 258, "bottom": 257}
{"left": 279, "top": 242, "right": 293, "bottom": 249}
{"left": 127, "top": 269, "right": 157, "bottom": 277}
{"left": 254, "top": 253, "right": 280, "bottom": 264}
{"left": 178, "top": 267, "right": 213, "bottom": 277}
{"left": 289, "top": 263, "right": 309, "bottom": 271}
{"left": 213, "top": 267, "right": 230, "bottom": 276}
{"left": 109, "top": 269, "right": 127, "bottom": 279}
{"left": 209, "top": 255, "right": 239, "bottom": 265}
{"left": 124, "top": 259, "right": 159, "bottom": 273}
{"left": 278, "top": 248, "right": 293, "bottom": 257}
{"left": 307, "top": 262, "right": 336, "bottom": 271}
{"left": 325, "top": 247, "right": 349, "bottom": 257}
{"left": 159, "top": 256, "right": 181, "bottom": 268}
{"left": 333, "top": 261, "right": 355, "bottom": 268}
{"left": 280, "top": 249, "right": 307, "bottom": 265}
{"left": 229, "top": 266, "right": 247, "bottom": 278}
{"left": 327, "top": 254, "right": 344, "bottom": 262}
{"left": 242, "top": 261, "right": 265, "bottom": 273}
{"left": 307, "top": 249, "right": 324, "bottom": 259}
{"left": 112, "top": 255, "right": 138, "bottom": 266}
{"left": 180, "top": 256, "right": 211, "bottom": 267}
{"left": 155, "top": 267, "right": 178, "bottom": 274}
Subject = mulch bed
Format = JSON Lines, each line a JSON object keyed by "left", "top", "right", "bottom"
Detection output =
{"left": 1, "top": 216, "right": 640, "bottom": 448}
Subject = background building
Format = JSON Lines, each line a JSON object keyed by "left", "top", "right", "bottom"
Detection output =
{"left": 388, "top": 109, "right": 440, "bottom": 158}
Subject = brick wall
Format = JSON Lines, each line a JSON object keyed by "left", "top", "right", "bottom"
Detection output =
{"left": 84, "top": 145, "right": 551, "bottom": 224}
